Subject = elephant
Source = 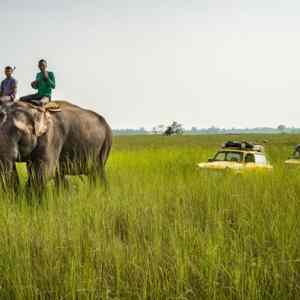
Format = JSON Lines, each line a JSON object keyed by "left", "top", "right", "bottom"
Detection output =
{"left": 0, "top": 100, "right": 112, "bottom": 192}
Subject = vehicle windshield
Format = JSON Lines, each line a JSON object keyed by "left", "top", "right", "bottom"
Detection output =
{"left": 213, "top": 151, "right": 242, "bottom": 162}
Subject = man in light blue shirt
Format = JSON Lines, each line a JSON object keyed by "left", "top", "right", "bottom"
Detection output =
{"left": 0, "top": 66, "right": 17, "bottom": 103}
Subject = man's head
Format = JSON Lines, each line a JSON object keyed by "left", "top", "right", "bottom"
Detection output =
{"left": 38, "top": 59, "right": 47, "bottom": 72}
{"left": 4, "top": 66, "right": 13, "bottom": 78}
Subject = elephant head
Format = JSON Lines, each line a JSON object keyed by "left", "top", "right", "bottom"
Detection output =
{"left": 0, "top": 102, "right": 49, "bottom": 173}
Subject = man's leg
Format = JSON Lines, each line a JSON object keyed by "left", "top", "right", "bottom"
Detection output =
{"left": 0, "top": 96, "right": 13, "bottom": 104}
{"left": 30, "top": 97, "right": 50, "bottom": 107}
{"left": 42, "top": 97, "right": 50, "bottom": 105}
{"left": 19, "top": 94, "right": 41, "bottom": 102}
{"left": 20, "top": 95, "right": 50, "bottom": 106}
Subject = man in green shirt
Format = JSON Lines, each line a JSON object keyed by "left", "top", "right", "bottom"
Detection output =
{"left": 20, "top": 59, "right": 56, "bottom": 105}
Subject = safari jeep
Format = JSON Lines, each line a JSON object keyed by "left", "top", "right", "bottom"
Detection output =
{"left": 285, "top": 145, "right": 300, "bottom": 167}
{"left": 198, "top": 141, "right": 273, "bottom": 172}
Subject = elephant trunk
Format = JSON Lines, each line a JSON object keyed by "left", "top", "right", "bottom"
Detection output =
{"left": 0, "top": 131, "right": 19, "bottom": 172}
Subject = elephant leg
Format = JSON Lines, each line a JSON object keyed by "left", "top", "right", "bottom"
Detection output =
{"left": 1, "top": 164, "right": 20, "bottom": 194}
{"left": 11, "top": 164, "right": 20, "bottom": 193}
{"left": 26, "top": 161, "right": 47, "bottom": 199}
{"left": 88, "top": 158, "right": 100, "bottom": 184}
{"left": 97, "top": 152, "right": 108, "bottom": 186}
{"left": 54, "top": 169, "right": 69, "bottom": 191}
{"left": 99, "top": 166, "right": 108, "bottom": 186}
{"left": 27, "top": 161, "right": 45, "bottom": 186}
{"left": 26, "top": 159, "right": 57, "bottom": 199}
{"left": 89, "top": 159, "right": 108, "bottom": 190}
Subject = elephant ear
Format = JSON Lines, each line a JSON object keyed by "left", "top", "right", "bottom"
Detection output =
{"left": 34, "top": 110, "right": 49, "bottom": 137}
{"left": 13, "top": 103, "right": 50, "bottom": 137}
{"left": 25, "top": 106, "right": 50, "bottom": 137}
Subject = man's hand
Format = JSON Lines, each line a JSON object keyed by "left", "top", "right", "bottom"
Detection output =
{"left": 31, "top": 81, "right": 38, "bottom": 89}
{"left": 42, "top": 71, "right": 49, "bottom": 80}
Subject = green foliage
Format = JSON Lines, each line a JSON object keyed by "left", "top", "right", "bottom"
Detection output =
{"left": 0, "top": 134, "right": 300, "bottom": 299}
{"left": 164, "top": 121, "right": 184, "bottom": 136}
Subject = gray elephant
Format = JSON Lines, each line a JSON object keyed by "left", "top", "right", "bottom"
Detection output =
{"left": 0, "top": 100, "right": 112, "bottom": 191}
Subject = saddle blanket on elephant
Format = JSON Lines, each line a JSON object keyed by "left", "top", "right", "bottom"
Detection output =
{"left": 25, "top": 100, "right": 62, "bottom": 112}
{"left": 44, "top": 102, "right": 61, "bottom": 112}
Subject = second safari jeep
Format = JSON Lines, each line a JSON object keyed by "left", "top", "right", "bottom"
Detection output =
{"left": 285, "top": 144, "right": 300, "bottom": 167}
{"left": 198, "top": 141, "right": 273, "bottom": 172}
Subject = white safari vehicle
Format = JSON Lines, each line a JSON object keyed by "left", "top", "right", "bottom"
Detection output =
{"left": 198, "top": 141, "right": 273, "bottom": 172}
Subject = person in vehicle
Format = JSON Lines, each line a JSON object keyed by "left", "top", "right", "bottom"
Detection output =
{"left": 0, "top": 66, "right": 17, "bottom": 103}
{"left": 20, "top": 59, "right": 55, "bottom": 105}
{"left": 245, "top": 153, "right": 255, "bottom": 163}
{"left": 293, "top": 147, "right": 300, "bottom": 158}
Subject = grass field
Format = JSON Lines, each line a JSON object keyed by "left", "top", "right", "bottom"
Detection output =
{"left": 1, "top": 134, "right": 300, "bottom": 299}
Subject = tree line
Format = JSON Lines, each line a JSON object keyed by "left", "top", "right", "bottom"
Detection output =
{"left": 113, "top": 123, "right": 299, "bottom": 135}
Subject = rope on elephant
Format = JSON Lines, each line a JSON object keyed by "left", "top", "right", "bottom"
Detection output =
{"left": 44, "top": 102, "right": 61, "bottom": 112}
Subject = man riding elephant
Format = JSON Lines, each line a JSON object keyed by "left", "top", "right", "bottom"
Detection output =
{"left": 0, "top": 100, "right": 112, "bottom": 192}
{"left": 20, "top": 59, "right": 56, "bottom": 106}
{"left": 0, "top": 66, "right": 17, "bottom": 103}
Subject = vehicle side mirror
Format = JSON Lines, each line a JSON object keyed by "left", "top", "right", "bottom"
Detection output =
{"left": 208, "top": 158, "right": 213, "bottom": 162}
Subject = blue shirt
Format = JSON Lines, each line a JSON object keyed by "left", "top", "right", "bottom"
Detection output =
{"left": 0, "top": 77, "right": 17, "bottom": 100}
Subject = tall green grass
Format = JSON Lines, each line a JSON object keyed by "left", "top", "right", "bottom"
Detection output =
{"left": 0, "top": 134, "right": 299, "bottom": 299}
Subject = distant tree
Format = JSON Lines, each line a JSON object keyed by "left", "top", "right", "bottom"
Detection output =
{"left": 152, "top": 125, "right": 165, "bottom": 134}
{"left": 164, "top": 121, "right": 184, "bottom": 136}
{"left": 157, "top": 124, "right": 165, "bottom": 133}
{"left": 164, "top": 127, "right": 172, "bottom": 136}
{"left": 277, "top": 124, "right": 286, "bottom": 132}
{"left": 152, "top": 126, "right": 158, "bottom": 134}
{"left": 207, "top": 125, "right": 220, "bottom": 133}
{"left": 191, "top": 126, "right": 198, "bottom": 132}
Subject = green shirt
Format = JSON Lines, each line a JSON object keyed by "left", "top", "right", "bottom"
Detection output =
{"left": 34, "top": 71, "right": 56, "bottom": 97}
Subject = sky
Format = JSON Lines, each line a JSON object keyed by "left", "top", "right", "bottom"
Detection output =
{"left": 1, "top": 0, "right": 300, "bottom": 129}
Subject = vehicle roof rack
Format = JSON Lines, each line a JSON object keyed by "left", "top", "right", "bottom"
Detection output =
{"left": 222, "top": 141, "right": 264, "bottom": 152}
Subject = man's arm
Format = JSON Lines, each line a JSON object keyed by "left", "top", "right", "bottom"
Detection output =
{"left": 0, "top": 82, "right": 3, "bottom": 97}
{"left": 46, "top": 72, "right": 56, "bottom": 89}
{"left": 10, "top": 80, "right": 17, "bottom": 101}
{"left": 31, "top": 74, "right": 39, "bottom": 89}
